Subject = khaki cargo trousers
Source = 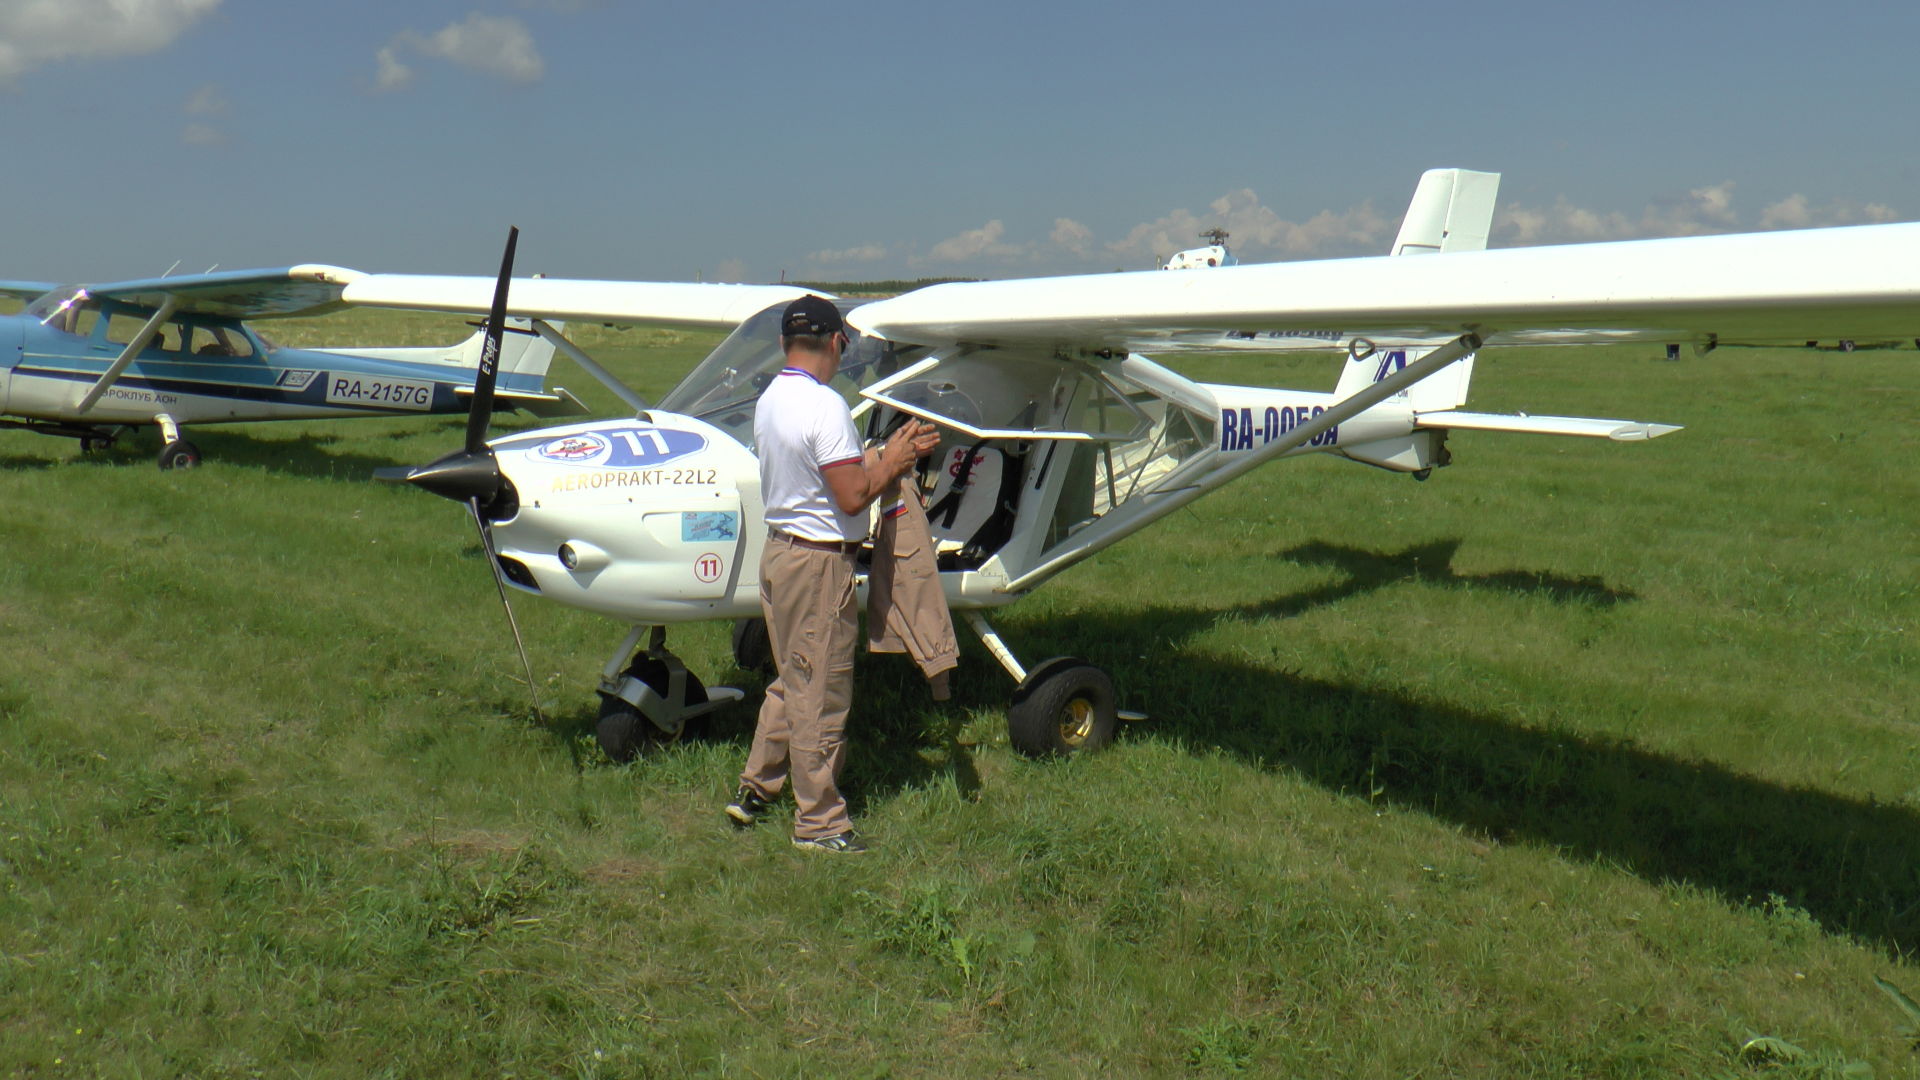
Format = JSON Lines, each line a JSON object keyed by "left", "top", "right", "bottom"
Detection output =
{"left": 739, "top": 531, "right": 859, "bottom": 840}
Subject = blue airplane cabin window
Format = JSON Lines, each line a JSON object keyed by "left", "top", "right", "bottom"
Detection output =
{"left": 25, "top": 286, "right": 96, "bottom": 336}
{"left": 188, "top": 325, "right": 252, "bottom": 358}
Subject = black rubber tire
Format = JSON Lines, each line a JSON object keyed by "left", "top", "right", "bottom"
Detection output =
{"left": 1007, "top": 658, "right": 1117, "bottom": 758}
{"left": 594, "top": 696, "right": 649, "bottom": 764}
{"left": 158, "top": 440, "right": 201, "bottom": 471}
{"left": 594, "top": 657, "right": 708, "bottom": 763}
{"left": 731, "top": 617, "right": 773, "bottom": 674}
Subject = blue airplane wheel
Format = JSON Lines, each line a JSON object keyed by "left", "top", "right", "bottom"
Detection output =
{"left": 157, "top": 441, "right": 201, "bottom": 470}
{"left": 1007, "top": 658, "right": 1116, "bottom": 758}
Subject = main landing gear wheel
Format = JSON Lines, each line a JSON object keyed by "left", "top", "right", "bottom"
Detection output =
{"left": 731, "top": 617, "right": 773, "bottom": 674}
{"left": 595, "top": 656, "right": 709, "bottom": 763}
{"left": 1007, "top": 657, "right": 1118, "bottom": 758}
{"left": 157, "top": 440, "right": 201, "bottom": 471}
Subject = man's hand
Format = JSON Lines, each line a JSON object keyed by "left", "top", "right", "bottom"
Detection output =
{"left": 826, "top": 419, "right": 945, "bottom": 517}
{"left": 881, "top": 418, "right": 940, "bottom": 478}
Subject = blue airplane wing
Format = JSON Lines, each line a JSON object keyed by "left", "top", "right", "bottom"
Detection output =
{"left": 0, "top": 280, "right": 61, "bottom": 302}
{"left": 84, "top": 264, "right": 365, "bottom": 320}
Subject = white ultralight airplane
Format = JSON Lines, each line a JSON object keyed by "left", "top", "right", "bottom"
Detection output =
{"left": 345, "top": 170, "right": 1918, "bottom": 761}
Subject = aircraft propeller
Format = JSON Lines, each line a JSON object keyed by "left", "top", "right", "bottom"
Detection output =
{"left": 375, "top": 226, "right": 545, "bottom": 722}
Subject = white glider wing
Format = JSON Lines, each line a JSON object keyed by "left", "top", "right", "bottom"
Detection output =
{"left": 343, "top": 275, "right": 825, "bottom": 331}
{"left": 850, "top": 223, "right": 1920, "bottom": 352}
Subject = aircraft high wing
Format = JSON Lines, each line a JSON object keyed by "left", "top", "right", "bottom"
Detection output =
{"left": 0, "top": 265, "right": 587, "bottom": 467}
{"left": 352, "top": 179, "right": 1920, "bottom": 762}
{"left": 850, "top": 222, "right": 1920, "bottom": 353}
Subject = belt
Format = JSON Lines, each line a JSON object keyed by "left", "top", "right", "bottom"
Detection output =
{"left": 770, "top": 529, "right": 863, "bottom": 554}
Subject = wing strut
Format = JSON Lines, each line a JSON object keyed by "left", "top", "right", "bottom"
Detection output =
{"left": 530, "top": 319, "right": 650, "bottom": 414}
{"left": 76, "top": 297, "right": 178, "bottom": 414}
{"left": 1256, "top": 331, "right": 1485, "bottom": 464}
{"left": 1001, "top": 331, "right": 1488, "bottom": 595}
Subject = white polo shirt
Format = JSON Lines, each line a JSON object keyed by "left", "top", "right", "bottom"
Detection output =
{"left": 754, "top": 367, "right": 867, "bottom": 542}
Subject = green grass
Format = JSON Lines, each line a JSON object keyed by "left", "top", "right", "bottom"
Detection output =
{"left": 1, "top": 321, "right": 1917, "bottom": 1077}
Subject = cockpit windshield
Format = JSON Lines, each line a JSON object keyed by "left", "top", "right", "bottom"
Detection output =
{"left": 24, "top": 286, "right": 87, "bottom": 324}
{"left": 655, "top": 299, "right": 915, "bottom": 449}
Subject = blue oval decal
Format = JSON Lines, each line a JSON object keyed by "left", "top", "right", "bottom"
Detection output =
{"left": 511, "top": 425, "right": 708, "bottom": 468}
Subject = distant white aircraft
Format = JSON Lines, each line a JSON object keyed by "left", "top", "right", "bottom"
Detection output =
{"left": 342, "top": 171, "right": 1917, "bottom": 761}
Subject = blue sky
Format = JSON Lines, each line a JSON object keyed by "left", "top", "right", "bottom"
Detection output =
{"left": 1, "top": 0, "right": 1915, "bottom": 284}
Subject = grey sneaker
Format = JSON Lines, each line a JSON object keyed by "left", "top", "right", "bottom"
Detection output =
{"left": 725, "top": 785, "right": 773, "bottom": 827}
{"left": 792, "top": 831, "right": 867, "bottom": 855}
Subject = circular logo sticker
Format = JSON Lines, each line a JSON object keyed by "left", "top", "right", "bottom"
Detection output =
{"left": 694, "top": 554, "right": 723, "bottom": 583}
{"left": 538, "top": 432, "right": 611, "bottom": 465}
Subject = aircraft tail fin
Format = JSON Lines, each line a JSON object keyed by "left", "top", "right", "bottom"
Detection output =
{"left": 1334, "top": 345, "right": 1477, "bottom": 412}
{"left": 461, "top": 317, "right": 561, "bottom": 377}
{"left": 1389, "top": 169, "right": 1501, "bottom": 256}
{"left": 323, "top": 317, "right": 564, "bottom": 380}
{"left": 1329, "top": 168, "right": 1500, "bottom": 411}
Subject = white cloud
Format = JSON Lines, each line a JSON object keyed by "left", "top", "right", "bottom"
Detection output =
{"left": 927, "top": 220, "right": 1024, "bottom": 263}
{"left": 184, "top": 82, "right": 227, "bottom": 114}
{"left": 1106, "top": 189, "right": 1392, "bottom": 264}
{"left": 1496, "top": 181, "right": 1903, "bottom": 246}
{"left": 1049, "top": 218, "right": 1092, "bottom": 255}
{"left": 1759, "top": 193, "right": 1899, "bottom": 230}
{"left": 181, "top": 122, "right": 226, "bottom": 146}
{"left": 0, "top": 0, "right": 222, "bottom": 81}
{"left": 180, "top": 82, "right": 229, "bottom": 145}
{"left": 808, "top": 244, "right": 887, "bottom": 265}
{"left": 373, "top": 45, "right": 412, "bottom": 92}
{"left": 374, "top": 13, "right": 544, "bottom": 92}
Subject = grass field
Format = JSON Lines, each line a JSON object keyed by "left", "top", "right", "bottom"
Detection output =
{"left": 1, "top": 311, "right": 1916, "bottom": 1077}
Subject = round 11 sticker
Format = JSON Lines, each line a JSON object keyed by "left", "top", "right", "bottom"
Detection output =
{"left": 694, "top": 554, "right": 723, "bottom": 583}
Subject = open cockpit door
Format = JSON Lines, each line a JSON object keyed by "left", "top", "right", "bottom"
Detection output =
{"left": 849, "top": 347, "right": 1220, "bottom": 576}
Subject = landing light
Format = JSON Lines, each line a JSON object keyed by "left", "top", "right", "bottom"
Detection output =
{"left": 558, "top": 540, "right": 610, "bottom": 573}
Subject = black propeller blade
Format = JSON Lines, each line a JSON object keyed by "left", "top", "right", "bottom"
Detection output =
{"left": 374, "top": 224, "right": 521, "bottom": 507}
{"left": 468, "top": 225, "right": 518, "bottom": 455}
{"left": 376, "top": 226, "right": 545, "bottom": 724}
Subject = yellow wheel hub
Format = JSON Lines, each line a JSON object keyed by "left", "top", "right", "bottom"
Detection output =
{"left": 1059, "top": 697, "right": 1095, "bottom": 748}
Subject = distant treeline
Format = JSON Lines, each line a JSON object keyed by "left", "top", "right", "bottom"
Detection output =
{"left": 787, "top": 277, "right": 982, "bottom": 297}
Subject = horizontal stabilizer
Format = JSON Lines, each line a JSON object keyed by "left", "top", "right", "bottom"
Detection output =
{"left": 1414, "top": 410, "right": 1681, "bottom": 441}
{"left": 455, "top": 385, "right": 589, "bottom": 418}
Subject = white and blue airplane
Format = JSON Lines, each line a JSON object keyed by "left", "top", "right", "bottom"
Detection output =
{"left": 347, "top": 170, "right": 1920, "bottom": 762}
{"left": 0, "top": 267, "right": 585, "bottom": 468}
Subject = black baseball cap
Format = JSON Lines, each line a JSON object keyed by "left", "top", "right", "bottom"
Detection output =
{"left": 781, "top": 294, "right": 844, "bottom": 337}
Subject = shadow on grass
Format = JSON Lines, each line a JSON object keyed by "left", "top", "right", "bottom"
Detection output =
{"left": 514, "top": 646, "right": 983, "bottom": 813}
{"left": 0, "top": 421, "right": 468, "bottom": 479}
{"left": 992, "top": 546, "right": 1920, "bottom": 956}
{"left": 1269, "top": 539, "right": 1635, "bottom": 614}
{"left": 483, "top": 539, "right": 1920, "bottom": 955}
{"left": 188, "top": 424, "right": 464, "bottom": 481}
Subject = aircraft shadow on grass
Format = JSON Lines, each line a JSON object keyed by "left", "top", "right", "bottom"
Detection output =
{"left": 1003, "top": 547, "right": 1919, "bottom": 957}
{"left": 507, "top": 538, "right": 1917, "bottom": 955}
{"left": 0, "top": 418, "right": 472, "bottom": 481}
{"left": 1266, "top": 539, "right": 1636, "bottom": 614}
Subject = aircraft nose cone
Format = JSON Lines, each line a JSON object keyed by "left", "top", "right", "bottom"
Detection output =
{"left": 376, "top": 447, "right": 502, "bottom": 505}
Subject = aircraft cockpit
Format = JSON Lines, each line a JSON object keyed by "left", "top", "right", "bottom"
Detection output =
{"left": 25, "top": 286, "right": 89, "bottom": 333}
{"left": 655, "top": 299, "right": 918, "bottom": 450}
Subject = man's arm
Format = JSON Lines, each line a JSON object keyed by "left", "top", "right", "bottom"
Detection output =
{"left": 823, "top": 419, "right": 940, "bottom": 516}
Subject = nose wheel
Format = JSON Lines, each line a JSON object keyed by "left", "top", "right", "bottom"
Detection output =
{"left": 593, "top": 626, "right": 744, "bottom": 762}
{"left": 153, "top": 413, "right": 200, "bottom": 470}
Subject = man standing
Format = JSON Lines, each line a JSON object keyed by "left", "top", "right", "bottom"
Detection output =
{"left": 727, "top": 295, "right": 939, "bottom": 854}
